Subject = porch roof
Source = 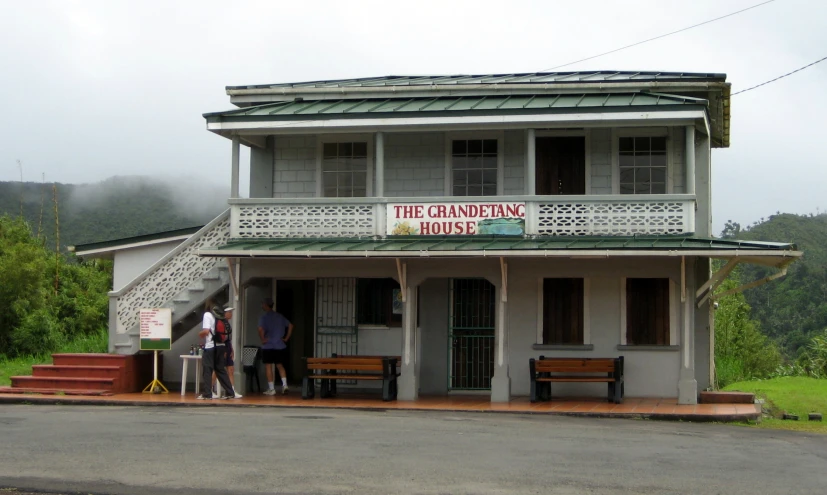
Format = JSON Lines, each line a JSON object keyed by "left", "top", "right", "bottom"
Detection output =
{"left": 199, "top": 235, "right": 801, "bottom": 267}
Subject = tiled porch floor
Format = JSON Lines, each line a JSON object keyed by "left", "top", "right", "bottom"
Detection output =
{"left": 0, "top": 391, "right": 760, "bottom": 421}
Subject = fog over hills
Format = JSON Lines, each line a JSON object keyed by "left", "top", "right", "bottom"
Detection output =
{"left": 0, "top": 176, "right": 228, "bottom": 249}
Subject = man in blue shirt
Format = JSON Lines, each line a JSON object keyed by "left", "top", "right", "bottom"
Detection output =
{"left": 258, "top": 297, "right": 293, "bottom": 395}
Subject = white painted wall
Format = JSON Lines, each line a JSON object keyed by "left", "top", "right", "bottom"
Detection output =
{"left": 264, "top": 126, "right": 693, "bottom": 201}
{"left": 236, "top": 256, "right": 706, "bottom": 399}
{"left": 112, "top": 241, "right": 184, "bottom": 291}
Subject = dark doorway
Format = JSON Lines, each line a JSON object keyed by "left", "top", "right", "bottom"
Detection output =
{"left": 275, "top": 280, "right": 315, "bottom": 386}
{"left": 535, "top": 136, "right": 586, "bottom": 195}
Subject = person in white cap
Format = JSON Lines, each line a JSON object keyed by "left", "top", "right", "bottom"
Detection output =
{"left": 197, "top": 305, "right": 242, "bottom": 399}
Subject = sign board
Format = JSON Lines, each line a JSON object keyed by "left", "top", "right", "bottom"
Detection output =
{"left": 387, "top": 202, "right": 526, "bottom": 236}
{"left": 139, "top": 308, "right": 172, "bottom": 351}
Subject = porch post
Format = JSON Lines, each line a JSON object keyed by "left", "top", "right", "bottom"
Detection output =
{"left": 231, "top": 135, "right": 240, "bottom": 199}
{"left": 230, "top": 259, "right": 242, "bottom": 391}
{"left": 398, "top": 280, "right": 420, "bottom": 401}
{"left": 375, "top": 132, "right": 385, "bottom": 197}
{"left": 525, "top": 129, "right": 536, "bottom": 195}
{"left": 678, "top": 257, "right": 698, "bottom": 404}
{"left": 685, "top": 126, "right": 696, "bottom": 195}
{"left": 490, "top": 285, "right": 510, "bottom": 402}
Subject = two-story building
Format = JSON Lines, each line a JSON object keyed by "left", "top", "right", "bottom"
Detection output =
{"left": 106, "top": 72, "right": 800, "bottom": 405}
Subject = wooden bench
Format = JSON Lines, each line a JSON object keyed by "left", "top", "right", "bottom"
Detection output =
{"left": 301, "top": 356, "right": 399, "bottom": 401}
{"left": 529, "top": 356, "right": 624, "bottom": 404}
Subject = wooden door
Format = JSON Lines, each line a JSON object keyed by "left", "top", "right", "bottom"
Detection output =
{"left": 535, "top": 137, "right": 586, "bottom": 195}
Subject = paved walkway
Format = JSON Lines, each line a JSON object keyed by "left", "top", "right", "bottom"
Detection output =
{"left": 0, "top": 391, "right": 760, "bottom": 421}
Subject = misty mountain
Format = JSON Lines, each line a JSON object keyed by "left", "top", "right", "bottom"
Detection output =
{"left": 0, "top": 176, "right": 228, "bottom": 249}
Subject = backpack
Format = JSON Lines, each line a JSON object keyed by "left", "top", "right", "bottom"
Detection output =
{"left": 212, "top": 317, "right": 232, "bottom": 345}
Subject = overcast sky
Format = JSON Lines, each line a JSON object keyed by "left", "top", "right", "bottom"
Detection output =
{"left": 1, "top": 0, "right": 825, "bottom": 234}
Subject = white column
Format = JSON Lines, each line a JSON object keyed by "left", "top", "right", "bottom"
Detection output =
{"left": 685, "top": 126, "right": 696, "bottom": 196}
{"left": 678, "top": 257, "right": 698, "bottom": 404}
{"left": 398, "top": 283, "right": 419, "bottom": 401}
{"left": 525, "top": 129, "right": 536, "bottom": 195}
{"left": 375, "top": 132, "right": 385, "bottom": 197}
{"left": 490, "top": 288, "right": 510, "bottom": 402}
{"left": 231, "top": 135, "right": 240, "bottom": 199}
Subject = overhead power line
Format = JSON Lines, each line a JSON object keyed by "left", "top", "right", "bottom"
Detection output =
{"left": 732, "top": 55, "right": 827, "bottom": 95}
{"left": 538, "top": 0, "right": 777, "bottom": 72}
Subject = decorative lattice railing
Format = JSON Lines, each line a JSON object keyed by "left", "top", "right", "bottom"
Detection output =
{"left": 229, "top": 196, "right": 695, "bottom": 239}
{"left": 232, "top": 202, "right": 377, "bottom": 238}
{"left": 110, "top": 210, "right": 231, "bottom": 335}
{"left": 533, "top": 199, "right": 694, "bottom": 236}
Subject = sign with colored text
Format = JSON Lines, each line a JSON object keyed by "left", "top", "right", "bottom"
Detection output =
{"left": 139, "top": 308, "right": 172, "bottom": 351}
{"left": 387, "top": 202, "right": 526, "bottom": 236}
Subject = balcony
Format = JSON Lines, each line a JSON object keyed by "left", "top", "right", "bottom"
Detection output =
{"left": 229, "top": 195, "right": 696, "bottom": 239}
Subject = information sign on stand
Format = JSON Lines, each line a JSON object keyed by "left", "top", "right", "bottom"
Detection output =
{"left": 140, "top": 308, "right": 172, "bottom": 351}
{"left": 139, "top": 308, "right": 171, "bottom": 394}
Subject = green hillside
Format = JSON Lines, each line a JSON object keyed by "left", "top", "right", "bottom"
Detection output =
{"left": 723, "top": 213, "right": 827, "bottom": 358}
{"left": 0, "top": 177, "right": 227, "bottom": 249}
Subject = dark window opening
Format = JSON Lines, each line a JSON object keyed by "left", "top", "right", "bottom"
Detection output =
{"left": 626, "top": 278, "right": 670, "bottom": 345}
{"left": 357, "top": 278, "right": 402, "bottom": 327}
{"left": 542, "top": 278, "right": 584, "bottom": 344}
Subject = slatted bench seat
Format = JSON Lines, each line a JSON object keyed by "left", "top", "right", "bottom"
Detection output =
{"left": 301, "top": 356, "right": 399, "bottom": 401}
{"left": 529, "top": 356, "right": 624, "bottom": 404}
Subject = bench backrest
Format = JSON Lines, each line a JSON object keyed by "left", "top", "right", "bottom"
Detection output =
{"left": 531, "top": 356, "right": 624, "bottom": 375}
{"left": 305, "top": 357, "right": 397, "bottom": 377}
{"left": 332, "top": 354, "right": 401, "bottom": 366}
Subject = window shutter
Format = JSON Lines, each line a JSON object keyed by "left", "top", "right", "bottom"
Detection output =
{"left": 626, "top": 278, "right": 669, "bottom": 345}
{"left": 543, "top": 278, "right": 584, "bottom": 344}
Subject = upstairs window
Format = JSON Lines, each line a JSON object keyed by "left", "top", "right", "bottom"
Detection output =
{"left": 452, "top": 139, "right": 498, "bottom": 196}
{"left": 322, "top": 142, "right": 368, "bottom": 197}
{"left": 619, "top": 136, "right": 667, "bottom": 194}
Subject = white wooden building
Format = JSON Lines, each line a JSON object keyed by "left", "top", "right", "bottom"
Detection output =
{"left": 92, "top": 72, "right": 801, "bottom": 404}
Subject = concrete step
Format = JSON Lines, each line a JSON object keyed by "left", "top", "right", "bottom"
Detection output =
{"left": 11, "top": 376, "right": 116, "bottom": 391}
{"left": 32, "top": 365, "right": 122, "bottom": 380}
{"left": 699, "top": 391, "right": 755, "bottom": 404}
{"left": 0, "top": 386, "right": 113, "bottom": 396}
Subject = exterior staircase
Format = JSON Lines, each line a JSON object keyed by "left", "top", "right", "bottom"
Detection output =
{"left": 0, "top": 211, "right": 232, "bottom": 396}
{"left": 109, "top": 210, "right": 232, "bottom": 355}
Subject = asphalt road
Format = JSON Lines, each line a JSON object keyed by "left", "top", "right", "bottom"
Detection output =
{"left": 0, "top": 404, "right": 825, "bottom": 495}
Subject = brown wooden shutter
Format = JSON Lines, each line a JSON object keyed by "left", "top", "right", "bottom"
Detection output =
{"left": 543, "top": 278, "right": 584, "bottom": 344}
{"left": 626, "top": 278, "right": 669, "bottom": 345}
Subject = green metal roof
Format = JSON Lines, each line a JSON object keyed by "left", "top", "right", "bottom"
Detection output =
{"left": 73, "top": 225, "right": 203, "bottom": 254}
{"left": 227, "top": 72, "right": 727, "bottom": 90}
{"left": 201, "top": 236, "right": 798, "bottom": 257}
{"left": 204, "top": 92, "right": 707, "bottom": 122}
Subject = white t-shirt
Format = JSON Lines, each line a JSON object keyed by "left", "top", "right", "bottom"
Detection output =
{"left": 202, "top": 312, "right": 216, "bottom": 349}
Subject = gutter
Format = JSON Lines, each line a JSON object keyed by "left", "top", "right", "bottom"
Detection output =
{"left": 226, "top": 81, "right": 731, "bottom": 97}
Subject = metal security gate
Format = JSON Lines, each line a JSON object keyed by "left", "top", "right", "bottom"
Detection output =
{"left": 315, "top": 278, "right": 358, "bottom": 379}
{"left": 449, "top": 279, "right": 495, "bottom": 390}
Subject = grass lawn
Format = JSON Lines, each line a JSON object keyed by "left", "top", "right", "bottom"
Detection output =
{"left": 0, "top": 354, "right": 51, "bottom": 387}
{"left": 724, "top": 377, "right": 827, "bottom": 433}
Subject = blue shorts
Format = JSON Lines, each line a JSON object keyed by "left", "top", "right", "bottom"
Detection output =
{"left": 226, "top": 343, "right": 234, "bottom": 367}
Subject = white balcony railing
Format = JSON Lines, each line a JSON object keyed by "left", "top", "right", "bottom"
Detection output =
{"left": 229, "top": 195, "right": 696, "bottom": 239}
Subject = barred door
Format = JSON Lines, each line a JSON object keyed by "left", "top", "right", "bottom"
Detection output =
{"left": 448, "top": 279, "right": 495, "bottom": 390}
{"left": 315, "top": 278, "right": 358, "bottom": 361}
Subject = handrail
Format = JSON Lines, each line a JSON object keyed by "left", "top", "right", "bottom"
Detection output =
{"left": 228, "top": 194, "right": 696, "bottom": 206}
{"left": 109, "top": 209, "right": 230, "bottom": 297}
